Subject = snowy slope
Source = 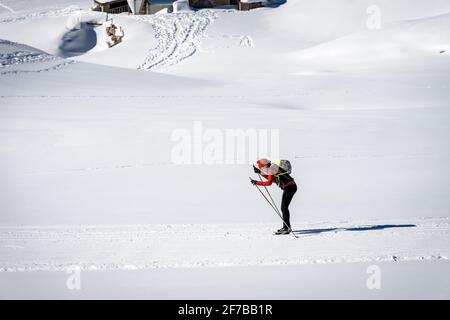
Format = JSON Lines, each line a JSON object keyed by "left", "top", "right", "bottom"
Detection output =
{"left": 0, "top": 5, "right": 217, "bottom": 70}
{"left": 0, "top": 0, "right": 450, "bottom": 299}
{"left": 292, "top": 13, "right": 450, "bottom": 67}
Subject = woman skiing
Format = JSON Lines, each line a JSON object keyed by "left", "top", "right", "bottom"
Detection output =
{"left": 250, "top": 158, "right": 297, "bottom": 235}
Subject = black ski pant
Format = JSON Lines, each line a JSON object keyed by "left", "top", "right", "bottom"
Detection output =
{"left": 281, "top": 184, "right": 297, "bottom": 229}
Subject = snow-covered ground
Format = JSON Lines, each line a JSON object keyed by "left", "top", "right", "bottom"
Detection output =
{"left": 1, "top": 218, "right": 449, "bottom": 272}
{"left": 0, "top": 0, "right": 450, "bottom": 299}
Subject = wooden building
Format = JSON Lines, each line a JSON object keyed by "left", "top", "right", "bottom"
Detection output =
{"left": 238, "top": 0, "right": 264, "bottom": 11}
{"left": 92, "top": 0, "right": 174, "bottom": 14}
{"left": 92, "top": 0, "right": 130, "bottom": 14}
{"left": 92, "top": 0, "right": 265, "bottom": 14}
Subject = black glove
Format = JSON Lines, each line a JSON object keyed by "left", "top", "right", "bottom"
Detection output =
{"left": 253, "top": 165, "right": 261, "bottom": 174}
{"left": 250, "top": 179, "right": 257, "bottom": 185}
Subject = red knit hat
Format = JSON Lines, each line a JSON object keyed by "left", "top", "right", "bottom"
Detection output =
{"left": 256, "top": 158, "right": 271, "bottom": 169}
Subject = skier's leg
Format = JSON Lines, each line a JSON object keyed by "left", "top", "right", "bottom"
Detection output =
{"left": 281, "top": 185, "right": 297, "bottom": 229}
{"left": 281, "top": 191, "right": 291, "bottom": 229}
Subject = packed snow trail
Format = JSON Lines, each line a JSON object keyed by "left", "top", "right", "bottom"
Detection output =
{"left": 0, "top": 218, "right": 448, "bottom": 272}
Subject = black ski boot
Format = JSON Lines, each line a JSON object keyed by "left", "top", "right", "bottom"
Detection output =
{"left": 274, "top": 227, "right": 292, "bottom": 235}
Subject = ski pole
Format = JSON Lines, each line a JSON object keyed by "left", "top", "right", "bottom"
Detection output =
{"left": 251, "top": 177, "right": 298, "bottom": 238}
{"left": 258, "top": 174, "right": 282, "bottom": 216}
{"left": 251, "top": 178, "right": 282, "bottom": 217}
{"left": 257, "top": 174, "right": 293, "bottom": 231}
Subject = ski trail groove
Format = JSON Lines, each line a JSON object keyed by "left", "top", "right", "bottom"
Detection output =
{"left": 134, "top": 10, "right": 218, "bottom": 71}
{"left": 0, "top": 39, "right": 75, "bottom": 75}
{"left": 0, "top": 2, "right": 15, "bottom": 14}
{"left": 0, "top": 218, "right": 449, "bottom": 271}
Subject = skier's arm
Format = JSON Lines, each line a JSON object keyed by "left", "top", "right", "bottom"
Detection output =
{"left": 255, "top": 174, "right": 273, "bottom": 186}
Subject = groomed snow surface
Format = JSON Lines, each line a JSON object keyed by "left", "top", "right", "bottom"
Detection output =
{"left": 1, "top": 218, "right": 449, "bottom": 272}
{"left": 1, "top": 0, "right": 450, "bottom": 299}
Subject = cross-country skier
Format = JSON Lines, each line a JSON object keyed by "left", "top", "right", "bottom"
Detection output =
{"left": 250, "top": 158, "right": 297, "bottom": 235}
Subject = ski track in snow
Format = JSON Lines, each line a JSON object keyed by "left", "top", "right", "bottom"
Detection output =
{"left": 0, "top": 2, "right": 15, "bottom": 14}
{"left": 12, "top": 152, "right": 449, "bottom": 177}
{"left": 0, "top": 39, "right": 75, "bottom": 75}
{"left": 0, "top": 218, "right": 449, "bottom": 272}
{"left": 133, "top": 10, "right": 218, "bottom": 71}
{"left": 27, "top": 161, "right": 176, "bottom": 176}
{"left": 1, "top": 51, "right": 55, "bottom": 65}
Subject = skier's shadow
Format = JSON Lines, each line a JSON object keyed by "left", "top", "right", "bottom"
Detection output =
{"left": 293, "top": 224, "right": 416, "bottom": 235}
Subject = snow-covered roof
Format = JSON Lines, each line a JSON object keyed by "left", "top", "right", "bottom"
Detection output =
{"left": 173, "top": 0, "right": 191, "bottom": 13}
{"left": 127, "top": 0, "right": 142, "bottom": 14}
